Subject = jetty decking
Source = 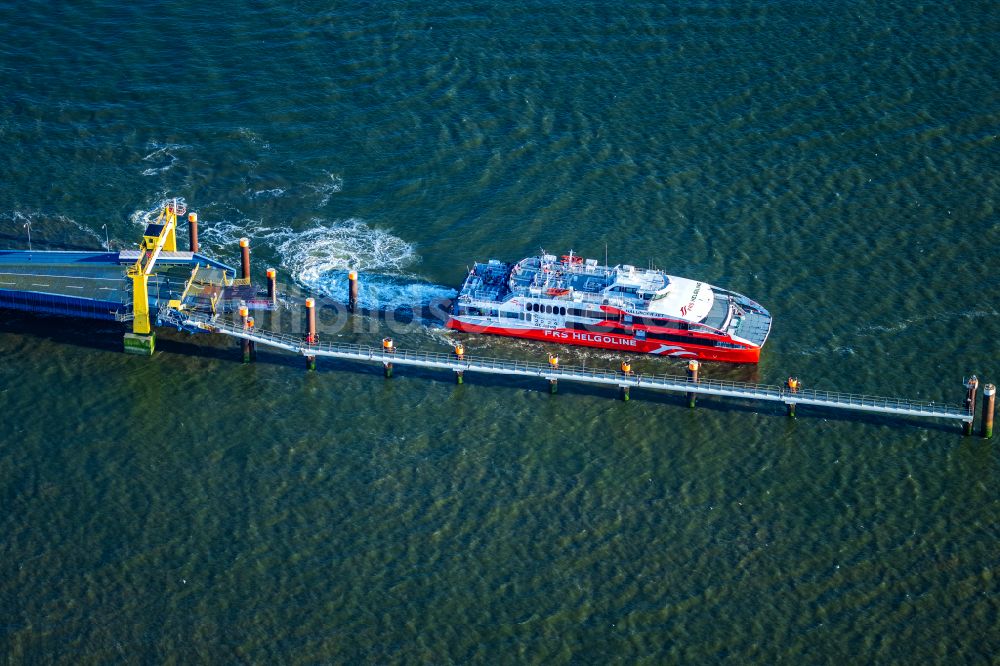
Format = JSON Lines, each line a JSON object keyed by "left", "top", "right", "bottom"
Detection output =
{"left": 159, "top": 307, "right": 973, "bottom": 425}
{"left": 0, "top": 250, "right": 234, "bottom": 321}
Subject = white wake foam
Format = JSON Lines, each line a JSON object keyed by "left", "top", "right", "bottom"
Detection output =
{"left": 306, "top": 172, "right": 343, "bottom": 206}
{"left": 129, "top": 197, "right": 183, "bottom": 228}
{"left": 127, "top": 200, "right": 456, "bottom": 312}
{"left": 275, "top": 219, "right": 455, "bottom": 311}
{"left": 247, "top": 188, "right": 286, "bottom": 199}
{"left": 141, "top": 142, "right": 190, "bottom": 176}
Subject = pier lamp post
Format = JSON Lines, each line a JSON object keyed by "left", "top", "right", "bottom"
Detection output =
{"left": 102, "top": 224, "right": 110, "bottom": 251}
{"left": 23, "top": 221, "right": 31, "bottom": 251}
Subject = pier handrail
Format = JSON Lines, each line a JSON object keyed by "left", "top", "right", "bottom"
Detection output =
{"left": 158, "top": 307, "right": 972, "bottom": 422}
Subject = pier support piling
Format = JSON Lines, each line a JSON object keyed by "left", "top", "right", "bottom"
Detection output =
{"left": 187, "top": 213, "right": 199, "bottom": 253}
{"left": 123, "top": 332, "right": 155, "bottom": 356}
{"left": 266, "top": 268, "right": 277, "bottom": 307}
{"left": 453, "top": 345, "right": 465, "bottom": 384}
{"left": 620, "top": 385, "right": 630, "bottom": 401}
{"left": 383, "top": 338, "right": 394, "bottom": 378}
{"left": 240, "top": 305, "right": 251, "bottom": 363}
{"left": 687, "top": 360, "right": 700, "bottom": 408}
{"left": 305, "top": 298, "right": 317, "bottom": 371}
{"left": 963, "top": 376, "right": 979, "bottom": 436}
{"left": 348, "top": 270, "right": 359, "bottom": 312}
{"left": 786, "top": 377, "right": 800, "bottom": 418}
{"left": 247, "top": 317, "right": 257, "bottom": 362}
{"left": 549, "top": 379, "right": 558, "bottom": 394}
{"left": 982, "top": 383, "right": 995, "bottom": 439}
{"left": 239, "top": 237, "right": 251, "bottom": 282}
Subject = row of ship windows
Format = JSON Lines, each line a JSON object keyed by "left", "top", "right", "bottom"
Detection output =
{"left": 524, "top": 302, "right": 694, "bottom": 330}
{"left": 463, "top": 304, "right": 695, "bottom": 331}
{"left": 525, "top": 302, "right": 630, "bottom": 321}
{"left": 527, "top": 302, "right": 569, "bottom": 316}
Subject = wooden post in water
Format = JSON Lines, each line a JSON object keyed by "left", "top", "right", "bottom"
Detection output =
{"left": 786, "top": 377, "right": 800, "bottom": 418}
{"left": 305, "top": 298, "right": 317, "bottom": 371}
{"left": 382, "top": 338, "right": 394, "bottom": 378}
{"left": 348, "top": 270, "right": 359, "bottom": 312}
{"left": 266, "top": 268, "right": 277, "bottom": 307}
{"left": 239, "top": 237, "right": 251, "bottom": 282}
{"left": 687, "top": 360, "right": 699, "bottom": 408}
{"left": 982, "top": 383, "right": 995, "bottom": 439}
{"left": 239, "top": 305, "right": 251, "bottom": 364}
{"left": 187, "top": 213, "right": 199, "bottom": 253}
{"left": 963, "top": 375, "right": 979, "bottom": 436}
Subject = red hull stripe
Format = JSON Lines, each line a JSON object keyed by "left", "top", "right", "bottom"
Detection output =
{"left": 446, "top": 319, "right": 760, "bottom": 364}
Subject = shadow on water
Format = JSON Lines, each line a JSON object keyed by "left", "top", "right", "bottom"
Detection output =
{"left": 0, "top": 313, "right": 123, "bottom": 353}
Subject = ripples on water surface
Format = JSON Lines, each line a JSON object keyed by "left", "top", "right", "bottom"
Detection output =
{"left": 0, "top": 1, "right": 997, "bottom": 662}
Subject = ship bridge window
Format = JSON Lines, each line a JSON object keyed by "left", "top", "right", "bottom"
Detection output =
{"left": 545, "top": 304, "right": 552, "bottom": 314}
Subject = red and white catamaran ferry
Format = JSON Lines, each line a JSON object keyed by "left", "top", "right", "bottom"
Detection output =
{"left": 447, "top": 251, "right": 772, "bottom": 363}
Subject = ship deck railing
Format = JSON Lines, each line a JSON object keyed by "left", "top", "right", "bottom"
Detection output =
{"left": 159, "top": 307, "right": 972, "bottom": 423}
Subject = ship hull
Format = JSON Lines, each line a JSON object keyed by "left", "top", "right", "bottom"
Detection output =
{"left": 446, "top": 318, "right": 761, "bottom": 363}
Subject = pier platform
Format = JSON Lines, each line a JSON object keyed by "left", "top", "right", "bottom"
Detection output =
{"left": 0, "top": 250, "right": 235, "bottom": 321}
{"left": 159, "top": 307, "right": 973, "bottom": 426}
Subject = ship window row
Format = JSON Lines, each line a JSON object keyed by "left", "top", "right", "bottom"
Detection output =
{"left": 564, "top": 321, "right": 694, "bottom": 344}
{"left": 525, "top": 303, "right": 607, "bottom": 319}
{"left": 455, "top": 306, "right": 527, "bottom": 320}
{"left": 566, "top": 307, "right": 606, "bottom": 319}
{"left": 527, "top": 302, "right": 568, "bottom": 316}
{"left": 518, "top": 302, "right": 715, "bottom": 335}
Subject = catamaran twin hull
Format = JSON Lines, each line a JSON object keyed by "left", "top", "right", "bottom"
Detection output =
{"left": 447, "top": 253, "right": 772, "bottom": 364}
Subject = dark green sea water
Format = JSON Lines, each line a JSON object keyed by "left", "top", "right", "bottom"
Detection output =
{"left": 1, "top": 1, "right": 998, "bottom": 663}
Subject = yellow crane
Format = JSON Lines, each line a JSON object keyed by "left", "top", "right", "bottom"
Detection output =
{"left": 126, "top": 200, "right": 181, "bottom": 335}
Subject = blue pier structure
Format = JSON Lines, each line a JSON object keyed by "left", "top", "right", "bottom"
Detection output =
{"left": 0, "top": 249, "right": 236, "bottom": 322}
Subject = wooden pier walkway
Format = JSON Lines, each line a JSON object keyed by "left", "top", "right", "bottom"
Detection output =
{"left": 159, "top": 308, "right": 973, "bottom": 425}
